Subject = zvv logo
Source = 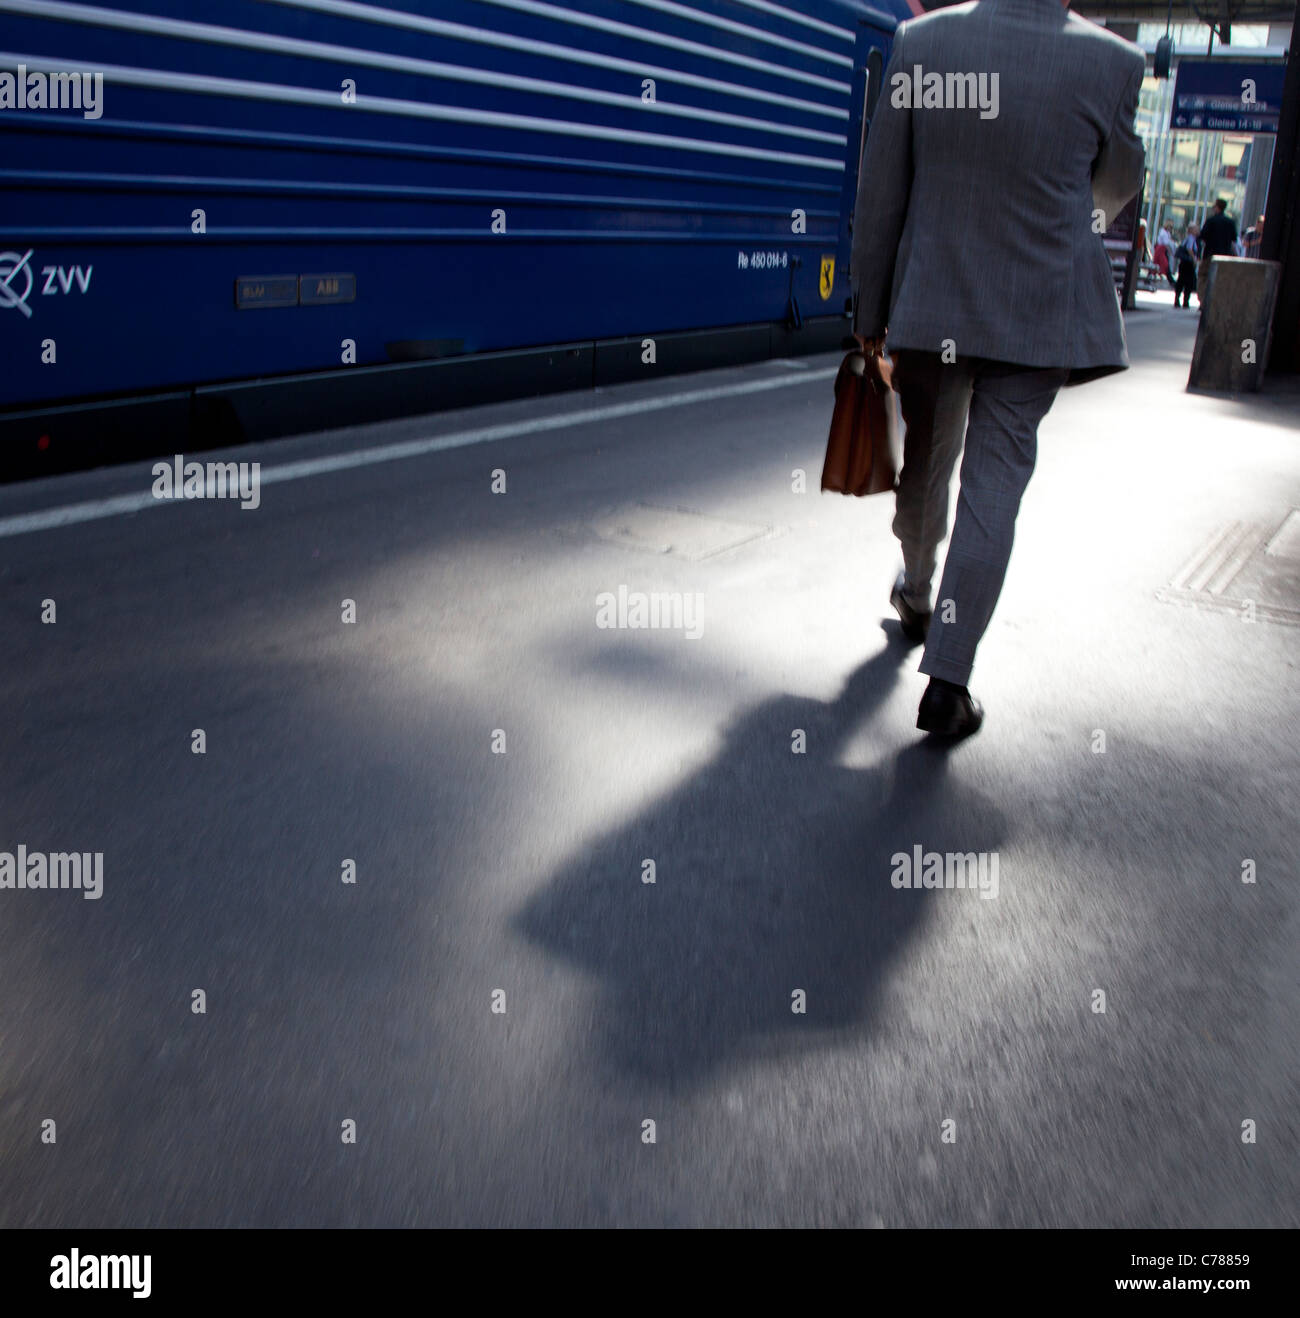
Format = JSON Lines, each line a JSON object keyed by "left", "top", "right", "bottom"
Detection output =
{"left": 0, "top": 250, "right": 93, "bottom": 318}
{"left": 0, "top": 249, "right": 33, "bottom": 318}
{"left": 42, "top": 262, "right": 93, "bottom": 295}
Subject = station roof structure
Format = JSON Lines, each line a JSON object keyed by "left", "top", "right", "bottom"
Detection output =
{"left": 919, "top": 0, "right": 1295, "bottom": 24}
{"left": 1073, "top": 3, "right": 1293, "bottom": 21}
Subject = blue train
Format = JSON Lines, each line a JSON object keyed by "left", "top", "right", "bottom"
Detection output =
{"left": 0, "top": 0, "right": 918, "bottom": 477}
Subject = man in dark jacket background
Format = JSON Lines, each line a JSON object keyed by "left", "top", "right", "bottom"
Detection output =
{"left": 1197, "top": 198, "right": 1238, "bottom": 291}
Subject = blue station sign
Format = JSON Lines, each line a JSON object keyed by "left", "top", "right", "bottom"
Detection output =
{"left": 1171, "top": 60, "right": 1285, "bottom": 134}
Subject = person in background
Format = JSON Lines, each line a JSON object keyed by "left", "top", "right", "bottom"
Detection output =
{"left": 1153, "top": 238, "right": 1170, "bottom": 286}
{"left": 1174, "top": 225, "right": 1199, "bottom": 308}
{"left": 1197, "top": 198, "right": 1237, "bottom": 291}
{"left": 1156, "top": 218, "right": 1177, "bottom": 288}
{"left": 1244, "top": 214, "right": 1266, "bottom": 258}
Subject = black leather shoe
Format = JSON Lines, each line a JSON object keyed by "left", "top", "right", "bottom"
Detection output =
{"left": 890, "top": 575, "right": 931, "bottom": 645}
{"left": 917, "top": 678, "right": 984, "bottom": 738}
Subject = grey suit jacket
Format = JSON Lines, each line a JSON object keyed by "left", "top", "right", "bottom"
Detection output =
{"left": 850, "top": 0, "right": 1145, "bottom": 383}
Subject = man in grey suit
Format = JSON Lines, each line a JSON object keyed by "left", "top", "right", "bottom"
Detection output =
{"left": 850, "top": 0, "right": 1145, "bottom": 738}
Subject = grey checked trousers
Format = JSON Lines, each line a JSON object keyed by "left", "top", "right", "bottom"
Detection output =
{"left": 891, "top": 351, "right": 1068, "bottom": 687}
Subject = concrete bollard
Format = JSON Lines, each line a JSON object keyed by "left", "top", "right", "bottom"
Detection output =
{"left": 1188, "top": 257, "right": 1283, "bottom": 394}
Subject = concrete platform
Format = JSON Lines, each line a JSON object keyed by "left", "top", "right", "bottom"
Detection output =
{"left": 0, "top": 291, "right": 1295, "bottom": 1228}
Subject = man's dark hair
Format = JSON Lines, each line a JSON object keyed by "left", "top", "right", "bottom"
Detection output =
{"left": 1214, "top": 199, "right": 1227, "bottom": 211}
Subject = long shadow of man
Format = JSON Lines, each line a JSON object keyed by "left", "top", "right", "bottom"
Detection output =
{"left": 514, "top": 632, "right": 1009, "bottom": 1090}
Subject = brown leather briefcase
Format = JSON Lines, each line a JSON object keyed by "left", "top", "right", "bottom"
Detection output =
{"left": 821, "top": 334, "right": 900, "bottom": 496}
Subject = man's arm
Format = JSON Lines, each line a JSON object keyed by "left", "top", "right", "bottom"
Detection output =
{"left": 850, "top": 28, "right": 912, "bottom": 338}
{"left": 1091, "top": 50, "right": 1146, "bottom": 231}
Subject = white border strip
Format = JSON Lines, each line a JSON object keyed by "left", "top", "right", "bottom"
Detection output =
{"left": 590, "top": 0, "right": 853, "bottom": 65}
{"left": 0, "top": 367, "right": 837, "bottom": 539}
{"left": 260, "top": 0, "right": 850, "bottom": 108}
{"left": 0, "top": 0, "right": 846, "bottom": 143}
{"left": 721, "top": 0, "right": 856, "bottom": 43}
{"left": 459, "top": 0, "right": 851, "bottom": 90}
{"left": 0, "top": 51, "right": 845, "bottom": 170}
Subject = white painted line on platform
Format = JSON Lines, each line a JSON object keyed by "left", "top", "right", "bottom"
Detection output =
{"left": 0, "top": 366, "right": 836, "bottom": 539}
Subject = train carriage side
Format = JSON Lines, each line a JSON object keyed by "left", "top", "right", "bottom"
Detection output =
{"left": 0, "top": 0, "right": 915, "bottom": 477}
